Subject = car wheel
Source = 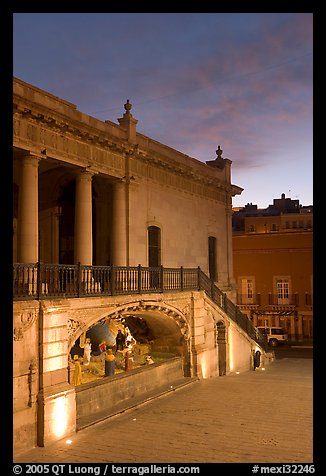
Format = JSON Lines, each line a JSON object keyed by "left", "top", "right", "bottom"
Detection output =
{"left": 269, "top": 338, "right": 278, "bottom": 347}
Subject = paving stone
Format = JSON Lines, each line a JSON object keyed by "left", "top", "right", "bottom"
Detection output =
{"left": 14, "top": 358, "right": 313, "bottom": 464}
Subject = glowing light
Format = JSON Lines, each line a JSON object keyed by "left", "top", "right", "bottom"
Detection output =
{"left": 229, "top": 331, "right": 234, "bottom": 372}
{"left": 52, "top": 395, "right": 69, "bottom": 439}
{"left": 261, "top": 367, "right": 265, "bottom": 371}
{"left": 132, "top": 418, "right": 137, "bottom": 421}
{"left": 66, "top": 439, "right": 73, "bottom": 445}
{"left": 170, "top": 385, "right": 173, "bottom": 388}
{"left": 236, "top": 371, "right": 240, "bottom": 375}
{"left": 200, "top": 355, "right": 209, "bottom": 378}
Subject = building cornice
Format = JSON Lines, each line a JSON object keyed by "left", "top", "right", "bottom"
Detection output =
{"left": 13, "top": 78, "right": 242, "bottom": 198}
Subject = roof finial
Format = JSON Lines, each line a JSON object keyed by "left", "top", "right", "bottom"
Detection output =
{"left": 205, "top": 144, "right": 228, "bottom": 169}
{"left": 118, "top": 98, "right": 138, "bottom": 143}
{"left": 124, "top": 99, "right": 132, "bottom": 115}
{"left": 216, "top": 145, "right": 223, "bottom": 159}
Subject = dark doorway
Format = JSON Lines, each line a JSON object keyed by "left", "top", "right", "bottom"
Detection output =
{"left": 148, "top": 226, "right": 161, "bottom": 289}
{"left": 216, "top": 321, "right": 226, "bottom": 376}
{"left": 148, "top": 226, "right": 161, "bottom": 267}
{"left": 208, "top": 236, "right": 217, "bottom": 281}
{"left": 58, "top": 181, "right": 75, "bottom": 264}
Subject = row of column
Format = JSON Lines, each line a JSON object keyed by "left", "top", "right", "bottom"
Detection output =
{"left": 16, "top": 153, "right": 128, "bottom": 266}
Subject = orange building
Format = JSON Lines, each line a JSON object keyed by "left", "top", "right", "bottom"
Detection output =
{"left": 232, "top": 195, "right": 313, "bottom": 340}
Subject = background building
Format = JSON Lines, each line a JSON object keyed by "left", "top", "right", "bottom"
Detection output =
{"left": 232, "top": 194, "right": 313, "bottom": 340}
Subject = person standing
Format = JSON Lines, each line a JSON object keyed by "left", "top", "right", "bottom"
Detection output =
{"left": 124, "top": 349, "right": 133, "bottom": 371}
{"left": 115, "top": 329, "right": 126, "bottom": 352}
{"left": 73, "top": 355, "right": 82, "bottom": 386}
{"left": 105, "top": 349, "right": 116, "bottom": 376}
{"left": 83, "top": 338, "right": 92, "bottom": 366}
{"left": 99, "top": 341, "right": 107, "bottom": 353}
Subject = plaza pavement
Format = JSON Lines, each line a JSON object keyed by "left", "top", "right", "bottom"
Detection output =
{"left": 13, "top": 357, "right": 313, "bottom": 465}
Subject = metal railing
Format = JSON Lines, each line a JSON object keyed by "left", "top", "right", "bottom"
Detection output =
{"left": 268, "top": 293, "right": 298, "bottom": 306}
{"left": 236, "top": 293, "right": 261, "bottom": 306}
{"left": 13, "top": 262, "right": 268, "bottom": 350}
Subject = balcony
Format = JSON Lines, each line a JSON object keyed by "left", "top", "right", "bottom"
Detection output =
{"left": 237, "top": 293, "right": 261, "bottom": 306}
{"left": 13, "top": 262, "right": 269, "bottom": 351}
{"left": 267, "top": 293, "right": 298, "bottom": 306}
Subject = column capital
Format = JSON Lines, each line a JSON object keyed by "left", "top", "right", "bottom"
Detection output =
{"left": 20, "top": 153, "right": 42, "bottom": 166}
{"left": 76, "top": 167, "right": 98, "bottom": 180}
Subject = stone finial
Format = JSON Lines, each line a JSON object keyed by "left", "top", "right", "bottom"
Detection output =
{"left": 206, "top": 144, "right": 227, "bottom": 170}
{"left": 118, "top": 98, "right": 138, "bottom": 143}
{"left": 124, "top": 99, "right": 132, "bottom": 115}
{"left": 216, "top": 145, "right": 223, "bottom": 159}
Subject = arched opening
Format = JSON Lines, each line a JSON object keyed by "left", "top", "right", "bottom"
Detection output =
{"left": 216, "top": 320, "right": 227, "bottom": 376}
{"left": 70, "top": 307, "right": 191, "bottom": 430}
{"left": 69, "top": 306, "right": 189, "bottom": 385}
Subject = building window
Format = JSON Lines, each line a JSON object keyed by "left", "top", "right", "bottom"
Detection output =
{"left": 271, "top": 223, "right": 277, "bottom": 231}
{"left": 148, "top": 226, "right": 161, "bottom": 267}
{"left": 248, "top": 224, "right": 255, "bottom": 232}
{"left": 208, "top": 236, "right": 217, "bottom": 281}
{"left": 240, "top": 277, "right": 254, "bottom": 304}
{"left": 276, "top": 279, "right": 290, "bottom": 304}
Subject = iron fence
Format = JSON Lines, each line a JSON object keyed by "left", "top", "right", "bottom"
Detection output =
{"left": 13, "top": 262, "right": 268, "bottom": 350}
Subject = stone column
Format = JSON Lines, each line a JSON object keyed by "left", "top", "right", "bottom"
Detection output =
{"left": 74, "top": 169, "right": 94, "bottom": 265}
{"left": 112, "top": 180, "right": 127, "bottom": 266}
{"left": 290, "top": 314, "right": 296, "bottom": 340}
{"left": 17, "top": 154, "right": 41, "bottom": 263}
{"left": 37, "top": 303, "right": 76, "bottom": 447}
{"left": 297, "top": 314, "right": 303, "bottom": 341}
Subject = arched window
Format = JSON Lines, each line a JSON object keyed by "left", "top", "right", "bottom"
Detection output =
{"left": 148, "top": 226, "right": 161, "bottom": 267}
{"left": 208, "top": 236, "right": 217, "bottom": 281}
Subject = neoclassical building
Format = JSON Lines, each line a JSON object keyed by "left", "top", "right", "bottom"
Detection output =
{"left": 13, "top": 82, "right": 241, "bottom": 280}
{"left": 13, "top": 77, "right": 271, "bottom": 454}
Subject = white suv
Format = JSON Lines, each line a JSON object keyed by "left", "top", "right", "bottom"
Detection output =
{"left": 256, "top": 326, "right": 288, "bottom": 347}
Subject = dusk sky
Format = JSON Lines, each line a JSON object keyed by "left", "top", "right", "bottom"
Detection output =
{"left": 13, "top": 12, "right": 313, "bottom": 208}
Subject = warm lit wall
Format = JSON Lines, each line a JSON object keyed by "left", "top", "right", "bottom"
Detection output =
{"left": 232, "top": 231, "right": 313, "bottom": 308}
{"left": 128, "top": 176, "right": 230, "bottom": 285}
{"left": 228, "top": 323, "right": 254, "bottom": 372}
{"left": 13, "top": 302, "right": 40, "bottom": 452}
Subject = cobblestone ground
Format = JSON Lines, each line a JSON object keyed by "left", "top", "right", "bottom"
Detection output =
{"left": 14, "top": 358, "right": 313, "bottom": 464}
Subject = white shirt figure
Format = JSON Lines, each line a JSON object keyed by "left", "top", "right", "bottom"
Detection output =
{"left": 83, "top": 339, "right": 92, "bottom": 366}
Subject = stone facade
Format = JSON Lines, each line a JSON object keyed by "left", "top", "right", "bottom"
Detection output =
{"left": 13, "top": 77, "right": 242, "bottom": 290}
{"left": 13, "top": 77, "right": 272, "bottom": 454}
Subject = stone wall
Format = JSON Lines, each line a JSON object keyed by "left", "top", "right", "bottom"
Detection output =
{"left": 76, "top": 357, "right": 185, "bottom": 428}
{"left": 13, "top": 301, "right": 40, "bottom": 453}
{"left": 13, "top": 291, "right": 272, "bottom": 454}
